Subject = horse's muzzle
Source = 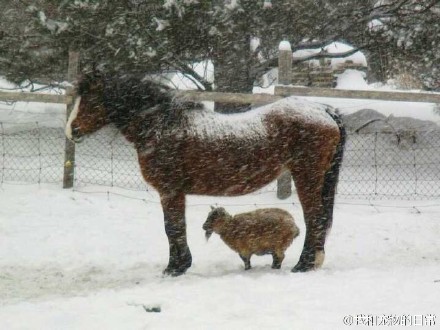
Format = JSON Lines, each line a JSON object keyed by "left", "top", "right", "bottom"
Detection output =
{"left": 67, "top": 127, "right": 84, "bottom": 143}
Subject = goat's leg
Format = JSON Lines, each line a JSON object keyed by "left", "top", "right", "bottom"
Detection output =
{"left": 271, "top": 250, "right": 285, "bottom": 269}
{"left": 239, "top": 254, "right": 251, "bottom": 270}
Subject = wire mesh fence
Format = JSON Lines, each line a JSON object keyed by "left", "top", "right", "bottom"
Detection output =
{"left": 0, "top": 123, "right": 65, "bottom": 185}
{"left": 0, "top": 122, "right": 439, "bottom": 199}
{"left": 339, "top": 130, "right": 440, "bottom": 199}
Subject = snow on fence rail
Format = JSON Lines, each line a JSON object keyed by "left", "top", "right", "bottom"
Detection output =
{"left": 0, "top": 123, "right": 439, "bottom": 199}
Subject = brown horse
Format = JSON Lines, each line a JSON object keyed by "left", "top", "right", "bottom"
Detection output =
{"left": 66, "top": 73, "right": 346, "bottom": 276}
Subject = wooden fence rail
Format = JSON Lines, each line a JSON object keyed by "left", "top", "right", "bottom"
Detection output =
{"left": 274, "top": 86, "right": 440, "bottom": 104}
{"left": 1, "top": 85, "right": 438, "bottom": 106}
{"left": 0, "top": 91, "right": 71, "bottom": 104}
{"left": 175, "top": 90, "right": 281, "bottom": 104}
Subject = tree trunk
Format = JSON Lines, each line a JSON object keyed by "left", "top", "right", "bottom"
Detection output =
{"left": 212, "top": 34, "right": 254, "bottom": 113}
{"left": 365, "top": 46, "right": 390, "bottom": 84}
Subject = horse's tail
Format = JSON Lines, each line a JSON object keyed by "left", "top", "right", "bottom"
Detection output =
{"left": 322, "top": 108, "right": 346, "bottom": 232}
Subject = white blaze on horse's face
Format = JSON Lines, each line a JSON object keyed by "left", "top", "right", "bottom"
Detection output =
{"left": 65, "top": 97, "right": 82, "bottom": 141}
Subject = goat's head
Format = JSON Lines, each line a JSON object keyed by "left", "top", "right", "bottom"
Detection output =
{"left": 202, "top": 206, "right": 229, "bottom": 240}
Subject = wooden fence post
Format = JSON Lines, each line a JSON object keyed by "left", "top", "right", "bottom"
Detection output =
{"left": 63, "top": 50, "right": 79, "bottom": 189}
{"left": 277, "top": 41, "right": 293, "bottom": 199}
{"left": 278, "top": 40, "right": 292, "bottom": 85}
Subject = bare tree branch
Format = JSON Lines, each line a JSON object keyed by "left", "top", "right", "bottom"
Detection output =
{"left": 292, "top": 46, "right": 369, "bottom": 63}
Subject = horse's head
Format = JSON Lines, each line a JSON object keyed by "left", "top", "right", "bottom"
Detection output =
{"left": 65, "top": 72, "right": 110, "bottom": 142}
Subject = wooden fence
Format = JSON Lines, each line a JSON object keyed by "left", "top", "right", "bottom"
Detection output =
{"left": 0, "top": 46, "right": 439, "bottom": 196}
{"left": 0, "top": 51, "right": 79, "bottom": 189}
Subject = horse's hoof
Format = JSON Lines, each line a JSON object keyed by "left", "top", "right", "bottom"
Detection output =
{"left": 163, "top": 260, "right": 192, "bottom": 276}
{"left": 292, "top": 249, "right": 325, "bottom": 272}
{"left": 291, "top": 257, "right": 316, "bottom": 272}
{"left": 162, "top": 267, "right": 188, "bottom": 277}
{"left": 291, "top": 262, "right": 314, "bottom": 273}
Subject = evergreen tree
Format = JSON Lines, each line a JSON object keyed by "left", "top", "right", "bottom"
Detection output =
{"left": 0, "top": 0, "right": 438, "bottom": 103}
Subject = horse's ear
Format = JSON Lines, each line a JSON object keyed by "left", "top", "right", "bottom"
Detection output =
{"left": 210, "top": 205, "right": 214, "bottom": 210}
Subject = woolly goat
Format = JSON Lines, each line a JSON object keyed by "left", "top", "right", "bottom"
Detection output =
{"left": 203, "top": 207, "right": 299, "bottom": 270}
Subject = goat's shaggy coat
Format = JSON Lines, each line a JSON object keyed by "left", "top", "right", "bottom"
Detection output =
{"left": 203, "top": 207, "right": 300, "bottom": 270}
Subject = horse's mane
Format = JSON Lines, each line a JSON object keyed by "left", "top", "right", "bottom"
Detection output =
{"left": 103, "top": 74, "right": 173, "bottom": 114}
{"left": 78, "top": 73, "right": 203, "bottom": 131}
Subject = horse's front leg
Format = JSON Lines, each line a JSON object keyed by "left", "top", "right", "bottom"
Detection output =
{"left": 160, "top": 192, "right": 192, "bottom": 276}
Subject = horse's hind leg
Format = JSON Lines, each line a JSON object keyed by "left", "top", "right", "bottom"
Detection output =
{"left": 160, "top": 192, "right": 192, "bottom": 276}
{"left": 291, "top": 175, "right": 328, "bottom": 272}
{"left": 290, "top": 148, "right": 337, "bottom": 272}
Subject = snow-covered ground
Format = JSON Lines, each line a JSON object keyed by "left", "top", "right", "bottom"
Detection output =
{"left": 1, "top": 184, "right": 439, "bottom": 329}
{"left": 1, "top": 58, "right": 440, "bottom": 329}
